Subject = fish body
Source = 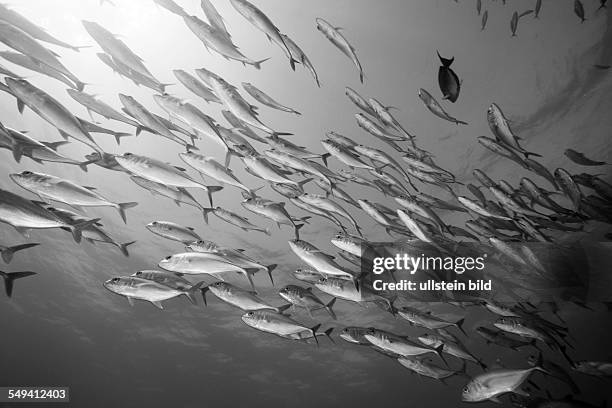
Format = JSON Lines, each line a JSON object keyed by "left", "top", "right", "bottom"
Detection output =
{"left": 437, "top": 52, "right": 461, "bottom": 102}
{"left": 0, "top": 21, "right": 83, "bottom": 88}
{"left": 264, "top": 150, "right": 332, "bottom": 183}
{"left": 554, "top": 168, "right": 582, "bottom": 211}
{"left": 146, "top": 221, "right": 201, "bottom": 244}
{"left": 481, "top": 10, "right": 488, "bottom": 31}
{"left": 205, "top": 281, "right": 279, "bottom": 311}
{"left": 316, "top": 18, "right": 364, "bottom": 83}
{"left": 229, "top": 0, "right": 295, "bottom": 68}
{"left": 104, "top": 276, "right": 200, "bottom": 309}
{"left": 0, "top": 4, "right": 81, "bottom": 51}
{"left": 476, "top": 326, "right": 535, "bottom": 350}
{"left": 564, "top": 149, "right": 606, "bottom": 166}
{"left": 399, "top": 306, "right": 465, "bottom": 333}
{"left": 345, "top": 87, "right": 376, "bottom": 116}
{"left": 173, "top": 70, "right": 220, "bottom": 104}
{"left": 116, "top": 153, "right": 221, "bottom": 206}
{"left": 241, "top": 310, "right": 318, "bottom": 341}
{"left": 0, "top": 126, "right": 82, "bottom": 167}
{"left": 0, "top": 51, "right": 77, "bottom": 89}
{"left": 241, "top": 154, "right": 297, "bottom": 186}
{"left": 200, "top": 0, "right": 230, "bottom": 37}
{"left": 418, "top": 333, "right": 481, "bottom": 366}
{"left": 67, "top": 89, "right": 140, "bottom": 129}
{"left": 83, "top": 21, "right": 155, "bottom": 81}
{"left": 289, "top": 240, "right": 354, "bottom": 279}
{"left": 183, "top": 15, "right": 266, "bottom": 69}
{"left": 10, "top": 171, "right": 137, "bottom": 223}
{"left": 322, "top": 139, "right": 373, "bottom": 170}
{"left": 210, "top": 76, "right": 278, "bottom": 135}
{"left": 398, "top": 357, "right": 461, "bottom": 380}
{"left": 418, "top": 88, "right": 467, "bottom": 125}
{"left": 6, "top": 79, "right": 99, "bottom": 152}
{"left": 119, "top": 94, "right": 190, "bottom": 146}
{"left": 130, "top": 176, "right": 203, "bottom": 209}
{"left": 299, "top": 193, "right": 361, "bottom": 235}
{"left": 205, "top": 207, "right": 270, "bottom": 235}
{"left": 242, "top": 82, "right": 300, "bottom": 114}
{"left": 154, "top": 94, "right": 226, "bottom": 149}
{"left": 278, "top": 284, "right": 336, "bottom": 319}
{"left": 365, "top": 329, "right": 442, "bottom": 359}
{"left": 487, "top": 104, "right": 539, "bottom": 158}
{"left": 462, "top": 366, "right": 545, "bottom": 402}
{"left": 282, "top": 34, "right": 320, "bottom": 87}
{"left": 574, "top": 0, "right": 586, "bottom": 22}
{"left": 573, "top": 361, "right": 612, "bottom": 377}
{"left": 0, "top": 189, "right": 96, "bottom": 242}
{"left": 180, "top": 152, "right": 250, "bottom": 193}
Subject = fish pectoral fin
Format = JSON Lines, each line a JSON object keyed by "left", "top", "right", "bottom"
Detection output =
{"left": 127, "top": 297, "right": 135, "bottom": 307}
{"left": 150, "top": 300, "right": 164, "bottom": 310}
{"left": 489, "top": 397, "right": 502, "bottom": 404}
{"left": 14, "top": 227, "right": 31, "bottom": 239}
{"left": 17, "top": 99, "right": 25, "bottom": 114}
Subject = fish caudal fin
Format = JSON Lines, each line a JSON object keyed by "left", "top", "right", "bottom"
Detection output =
{"left": 435, "top": 344, "right": 448, "bottom": 366}
{"left": 266, "top": 264, "right": 277, "bottom": 286}
{"left": 71, "top": 218, "right": 102, "bottom": 243}
{"left": 0, "top": 270, "right": 36, "bottom": 298}
{"left": 1, "top": 243, "right": 40, "bottom": 264}
{"left": 200, "top": 286, "right": 209, "bottom": 306}
{"left": 117, "top": 202, "right": 138, "bottom": 224}
{"left": 455, "top": 317, "right": 467, "bottom": 336}
{"left": 437, "top": 51, "right": 454, "bottom": 67}
{"left": 324, "top": 328, "right": 335, "bottom": 344}
{"left": 310, "top": 323, "right": 321, "bottom": 347}
{"left": 201, "top": 207, "right": 214, "bottom": 224}
{"left": 113, "top": 132, "right": 131, "bottom": 146}
{"left": 206, "top": 185, "right": 223, "bottom": 207}
{"left": 118, "top": 241, "right": 136, "bottom": 257}
{"left": 253, "top": 58, "right": 271, "bottom": 70}
{"left": 185, "top": 281, "right": 204, "bottom": 305}
{"left": 325, "top": 297, "right": 337, "bottom": 320}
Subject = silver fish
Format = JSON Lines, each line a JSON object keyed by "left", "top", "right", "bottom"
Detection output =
{"left": 418, "top": 88, "right": 467, "bottom": 125}
{"left": 104, "top": 276, "right": 202, "bottom": 309}
{"left": 242, "top": 82, "right": 300, "bottom": 115}
{"left": 316, "top": 18, "right": 364, "bottom": 83}
{"left": 146, "top": 221, "right": 201, "bottom": 244}
{"left": 10, "top": 171, "right": 137, "bottom": 224}
{"left": 173, "top": 69, "right": 221, "bottom": 104}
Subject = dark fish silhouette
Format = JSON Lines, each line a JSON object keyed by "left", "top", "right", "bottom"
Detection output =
{"left": 481, "top": 10, "right": 488, "bottom": 31}
{"left": 565, "top": 149, "right": 608, "bottom": 166}
{"left": 574, "top": 0, "right": 586, "bottom": 23}
{"left": 0, "top": 270, "right": 36, "bottom": 297}
{"left": 437, "top": 51, "right": 461, "bottom": 103}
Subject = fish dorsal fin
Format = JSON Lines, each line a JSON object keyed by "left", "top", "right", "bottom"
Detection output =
{"left": 127, "top": 297, "right": 134, "bottom": 306}
{"left": 83, "top": 186, "right": 97, "bottom": 191}
{"left": 187, "top": 227, "right": 194, "bottom": 231}
{"left": 41, "top": 141, "right": 69, "bottom": 151}
{"left": 151, "top": 300, "right": 164, "bottom": 309}
{"left": 173, "top": 165, "right": 186, "bottom": 172}
{"left": 236, "top": 249, "right": 245, "bottom": 252}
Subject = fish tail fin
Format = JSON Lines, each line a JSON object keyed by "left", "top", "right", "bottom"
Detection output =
{"left": 435, "top": 344, "right": 448, "bottom": 366}
{"left": 118, "top": 240, "right": 136, "bottom": 257}
{"left": 75, "top": 81, "right": 88, "bottom": 91}
{"left": 159, "top": 83, "right": 175, "bottom": 93}
{"left": 276, "top": 303, "right": 291, "bottom": 314}
{"left": 78, "top": 160, "right": 92, "bottom": 172}
{"left": 200, "top": 286, "right": 209, "bottom": 306}
{"left": 266, "top": 264, "right": 277, "bottom": 286}
{"left": 252, "top": 57, "right": 271, "bottom": 70}
{"left": 0, "top": 270, "right": 36, "bottom": 298}
{"left": 205, "top": 186, "right": 223, "bottom": 207}
{"left": 117, "top": 202, "right": 138, "bottom": 224}
{"left": 524, "top": 151, "right": 543, "bottom": 158}
{"left": 201, "top": 207, "right": 214, "bottom": 224}
{"left": 1, "top": 243, "right": 40, "bottom": 264}
{"left": 320, "top": 153, "right": 331, "bottom": 167}
{"left": 297, "top": 177, "right": 313, "bottom": 189}
{"left": 455, "top": 317, "right": 467, "bottom": 336}
{"left": 294, "top": 223, "right": 304, "bottom": 240}
{"left": 113, "top": 132, "right": 131, "bottom": 146}
{"left": 436, "top": 51, "right": 454, "bottom": 67}
{"left": 185, "top": 281, "right": 204, "bottom": 305}
{"left": 324, "top": 327, "right": 335, "bottom": 344}
{"left": 71, "top": 218, "right": 102, "bottom": 243}
{"left": 325, "top": 297, "right": 337, "bottom": 320}
{"left": 310, "top": 323, "right": 321, "bottom": 347}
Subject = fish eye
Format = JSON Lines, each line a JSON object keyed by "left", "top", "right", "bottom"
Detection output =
{"left": 111, "top": 277, "right": 120, "bottom": 283}
{"left": 463, "top": 387, "right": 468, "bottom": 393}
{"left": 22, "top": 171, "right": 32, "bottom": 176}
{"left": 164, "top": 255, "right": 171, "bottom": 260}
{"left": 135, "top": 272, "right": 141, "bottom": 276}
{"left": 124, "top": 152, "right": 132, "bottom": 156}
